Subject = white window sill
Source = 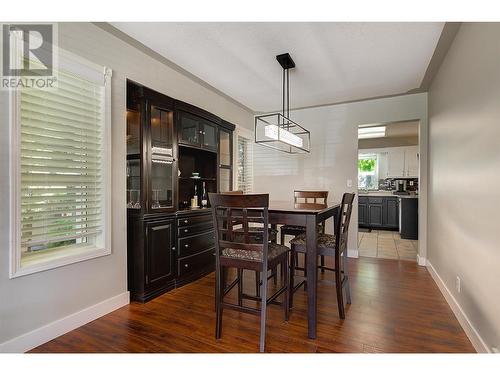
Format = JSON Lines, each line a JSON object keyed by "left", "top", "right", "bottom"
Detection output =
{"left": 10, "top": 245, "right": 111, "bottom": 279}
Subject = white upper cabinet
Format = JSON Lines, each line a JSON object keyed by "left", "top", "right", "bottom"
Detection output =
{"left": 405, "top": 146, "right": 419, "bottom": 177}
{"left": 386, "top": 148, "right": 405, "bottom": 178}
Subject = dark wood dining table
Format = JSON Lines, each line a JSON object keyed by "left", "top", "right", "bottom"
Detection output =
{"left": 267, "top": 201, "right": 341, "bottom": 339}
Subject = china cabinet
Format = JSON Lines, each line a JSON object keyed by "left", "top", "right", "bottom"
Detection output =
{"left": 126, "top": 80, "right": 235, "bottom": 302}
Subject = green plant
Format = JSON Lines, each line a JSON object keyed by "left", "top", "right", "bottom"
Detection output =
{"left": 358, "top": 158, "right": 376, "bottom": 172}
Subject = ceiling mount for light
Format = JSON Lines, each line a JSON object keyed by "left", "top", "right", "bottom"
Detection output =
{"left": 255, "top": 53, "right": 310, "bottom": 153}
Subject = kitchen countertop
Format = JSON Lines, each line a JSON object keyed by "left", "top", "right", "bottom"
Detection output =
{"left": 358, "top": 191, "right": 418, "bottom": 199}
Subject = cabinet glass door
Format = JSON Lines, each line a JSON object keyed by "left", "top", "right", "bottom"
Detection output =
{"left": 219, "top": 129, "right": 231, "bottom": 166}
{"left": 202, "top": 121, "right": 217, "bottom": 150}
{"left": 150, "top": 106, "right": 174, "bottom": 210}
{"left": 219, "top": 167, "right": 231, "bottom": 193}
{"left": 179, "top": 113, "right": 200, "bottom": 146}
{"left": 127, "top": 108, "right": 141, "bottom": 209}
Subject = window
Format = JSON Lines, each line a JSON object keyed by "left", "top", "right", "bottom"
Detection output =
{"left": 237, "top": 135, "right": 253, "bottom": 193}
{"left": 10, "top": 49, "right": 112, "bottom": 278}
{"left": 358, "top": 153, "right": 379, "bottom": 190}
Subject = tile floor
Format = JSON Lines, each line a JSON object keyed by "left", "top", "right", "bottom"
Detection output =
{"left": 358, "top": 229, "right": 418, "bottom": 261}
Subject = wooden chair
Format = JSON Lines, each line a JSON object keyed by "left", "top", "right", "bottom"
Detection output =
{"left": 289, "top": 192, "right": 355, "bottom": 319}
{"left": 210, "top": 193, "right": 290, "bottom": 352}
{"left": 280, "top": 191, "right": 329, "bottom": 274}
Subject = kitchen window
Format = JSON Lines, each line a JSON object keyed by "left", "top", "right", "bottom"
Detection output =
{"left": 9, "top": 48, "right": 112, "bottom": 278}
{"left": 237, "top": 134, "right": 253, "bottom": 193}
{"left": 358, "top": 153, "right": 379, "bottom": 190}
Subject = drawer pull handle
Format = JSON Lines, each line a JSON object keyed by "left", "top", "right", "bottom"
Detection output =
{"left": 184, "top": 229, "right": 188, "bottom": 233}
{"left": 184, "top": 244, "right": 189, "bottom": 248}
{"left": 184, "top": 264, "right": 189, "bottom": 268}
{"left": 172, "top": 247, "right": 176, "bottom": 251}
{"left": 184, "top": 220, "right": 188, "bottom": 224}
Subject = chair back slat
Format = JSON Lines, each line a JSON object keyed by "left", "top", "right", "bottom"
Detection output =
{"left": 294, "top": 190, "right": 328, "bottom": 207}
{"left": 335, "top": 192, "right": 355, "bottom": 252}
{"left": 209, "top": 193, "right": 270, "bottom": 264}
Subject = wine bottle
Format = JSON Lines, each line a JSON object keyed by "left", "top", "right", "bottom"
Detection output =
{"left": 201, "top": 181, "right": 208, "bottom": 207}
{"left": 191, "top": 184, "right": 199, "bottom": 208}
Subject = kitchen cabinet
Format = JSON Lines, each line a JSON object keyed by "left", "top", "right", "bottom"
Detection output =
{"left": 368, "top": 197, "right": 383, "bottom": 226}
{"left": 359, "top": 195, "right": 398, "bottom": 230}
{"left": 405, "top": 146, "right": 419, "bottom": 177}
{"left": 386, "top": 148, "right": 406, "bottom": 178}
{"left": 383, "top": 197, "right": 399, "bottom": 228}
{"left": 364, "top": 146, "right": 419, "bottom": 178}
{"left": 358, "top": 197, "right": 368, "bottom": 225}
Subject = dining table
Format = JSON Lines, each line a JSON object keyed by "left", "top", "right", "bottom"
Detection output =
{"left": 267, "top": 200, "right": 341, "bottom": 339}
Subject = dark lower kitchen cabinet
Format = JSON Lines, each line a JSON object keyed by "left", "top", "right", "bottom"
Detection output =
{"left": 359, "top": 195, "right": 399, "bottom": 230}
{"left": 358, "top": 200, "right": 368, "bottom": 225}
{"left": 368, "top": 204, "right": 383, "bottom": 226}
{"left": 383, "top": 197, "right": 399, "bottom": 228}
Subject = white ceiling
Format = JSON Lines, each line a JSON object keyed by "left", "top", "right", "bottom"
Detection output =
{"left": 112, "top": 22, "right": 444, "bottom": 112}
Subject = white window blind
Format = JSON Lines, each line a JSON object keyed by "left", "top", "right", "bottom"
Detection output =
{"left": 237, "top": 135, "right": 253, "bottom": 193}
{"left": 10, "top": 49, "right": 112, "bottom": 277}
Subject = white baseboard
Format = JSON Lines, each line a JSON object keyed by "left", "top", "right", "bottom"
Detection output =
{"left": 417, "top": 254, "right": 426, "bottom": 266}
{"left": 0, "top": 291, "right": 130, "bottom": 353}
{"left": 348, "top": 249, "right": 359, "bottom": 258}
{"left": 426, "top": 261, "right": 489, "bottom": 353}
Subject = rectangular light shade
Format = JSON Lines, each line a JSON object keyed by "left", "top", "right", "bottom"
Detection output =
{"left": 358, "top": 126, "right": 386, "bottom": 139}
{"left": 255, "top": 113, "right": 310, "bottom": 153}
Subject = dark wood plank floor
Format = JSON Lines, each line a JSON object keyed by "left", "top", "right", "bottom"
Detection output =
{"left": 31, "top": 257, "right": 475, "bottom": 353}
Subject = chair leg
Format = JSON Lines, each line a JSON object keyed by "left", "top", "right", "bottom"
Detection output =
{"left": 215, "top": 265, "right": 223, "bottom": 339}
{"left": 320, "top": 255, "right": 325, "bottom": 273}
{"left": 343, "top": 250, "right": 352, "bottom": 304}
{"left": 289, "top": 248, "right": 295, "bottom": 309}
{"left": 259, "top": 267, "right": 268, "bottom": 353}
{"left": 272, "top": 266, "right": 278, "bottom": 285}
{"left": 237, "top": 268, "right": 243, "bottom": 307}
{"left": 255, "top": 271, "right": 260, "bottom": 297}
{"left": 283, "top": 256, "right": 290, "bottom": 321}
{"left": 335, "top": 253, "right": 345, "bottom": 319}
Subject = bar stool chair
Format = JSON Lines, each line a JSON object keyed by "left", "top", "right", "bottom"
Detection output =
{"left": 289, "top": 192, "right": 355, "bottom": 319}
{"left": 280, "top": 191, "right": 329, "bottom": 274}
{"left": 210, "top": 193, "right": 290, "bottom": 352}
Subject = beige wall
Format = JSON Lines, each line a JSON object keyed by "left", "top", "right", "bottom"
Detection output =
{"left": 253, "top": 93, "right": 428, "bottom": 257}
{"left": 428, "top": 23, "right": 500, "bottom": 352}
{"left": 0, "top": 22, "right": 253, "bottom": 348}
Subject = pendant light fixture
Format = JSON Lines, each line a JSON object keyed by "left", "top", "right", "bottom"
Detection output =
{"left": 255, "top": 53, "right": 310, "bottom": 153}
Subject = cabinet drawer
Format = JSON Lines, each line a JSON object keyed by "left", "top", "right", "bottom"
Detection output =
{"left": 359, "top": 197, "right": 368, "bottom": 203}
{"left": 178, "top": 221, "right": 213, "bottom": 237}
{"left": 177, "top": 248, "right": 215, "bottom": 278}
{"left": 177, "top": 214, "right": 212, "bottom": 228}
{"left": 178, "top": 230, "right": 215, "bottom": 257}
{"left": 368, "top": 197, "right": 383, "bottom": 204}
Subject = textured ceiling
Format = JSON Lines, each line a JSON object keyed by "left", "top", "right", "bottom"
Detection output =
{"left": 112, "top": 22, "right": 444, "bottom": 112}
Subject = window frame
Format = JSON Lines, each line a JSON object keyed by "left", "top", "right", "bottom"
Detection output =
{"left": 9, "top": 48, "right": 113, "bottom": 278}
{"left": 234, "top": 127, "right": 254, "bottom": 194}
{"left": 358, "top": 152, "right": 379, "bottom": 190}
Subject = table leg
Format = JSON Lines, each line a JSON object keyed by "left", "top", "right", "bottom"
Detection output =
{"left": 306, "top": 214, "right": 318, "bottom": 339}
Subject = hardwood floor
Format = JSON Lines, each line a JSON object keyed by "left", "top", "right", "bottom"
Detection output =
{"left": 31, "top": 257, "right": 475, "bottom": 353}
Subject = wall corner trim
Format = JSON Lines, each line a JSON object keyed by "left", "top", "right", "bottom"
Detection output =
{"left": 426, "top": 261, "right": 489, "bottom": 353}
{"left": 0, "top": 291, "right": 130, "bottom": 353}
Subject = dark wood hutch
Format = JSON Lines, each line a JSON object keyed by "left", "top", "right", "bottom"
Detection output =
{"left": 126, "top": 80, "right": 235, "bottom": 302}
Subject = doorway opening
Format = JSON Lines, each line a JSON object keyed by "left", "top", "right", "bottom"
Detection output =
{"left": 357, "top": 120, "right": 419, "bottom": 261}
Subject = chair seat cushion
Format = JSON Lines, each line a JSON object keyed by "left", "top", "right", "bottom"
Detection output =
{"left": 221, "top": 242, "right": 289, "bottom": 262}
{"left": 290, "top": 233, "right": 337, "bottom": 248}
